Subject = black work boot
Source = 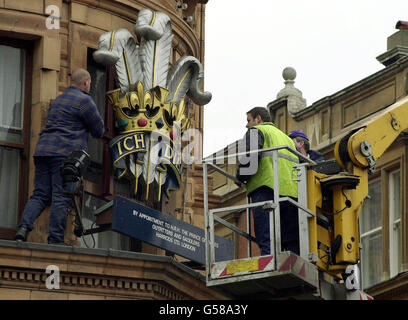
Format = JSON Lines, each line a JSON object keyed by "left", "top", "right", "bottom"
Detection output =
{"left": 15, "top": 226, "right": 29, "bottom": 242}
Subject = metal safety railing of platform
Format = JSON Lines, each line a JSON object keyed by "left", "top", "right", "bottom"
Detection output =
{"left": 202, "top": 145, "right": 318, "bottom": 284}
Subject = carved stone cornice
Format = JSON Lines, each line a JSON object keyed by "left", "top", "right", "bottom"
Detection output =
{"left": 0, "top": 266, "right": 187, "bottom": 299}
{"left": 292, "top": 56, "right": 408, "bottom": 121}
{"left": 0, "top": 240, "right": 229, "bottom": 300}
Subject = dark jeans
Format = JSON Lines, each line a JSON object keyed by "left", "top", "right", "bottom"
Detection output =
{"left": 250, "top": 186, "right": 300, "bottom": 256}
{"left": 18, "top": 156, "right": 75, "bottom": 243}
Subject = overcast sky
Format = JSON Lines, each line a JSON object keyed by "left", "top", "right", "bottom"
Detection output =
{"left": 202, "top": 0, "right": 408, "bottom": 157}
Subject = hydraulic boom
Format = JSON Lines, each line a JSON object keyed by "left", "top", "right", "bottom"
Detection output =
{"left": 309, "top": 95, "right": 408, "bottom": 278}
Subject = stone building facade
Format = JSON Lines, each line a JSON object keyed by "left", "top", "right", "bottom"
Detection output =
{"left": 0, "top": 0, "right": 230, "bottom": 300}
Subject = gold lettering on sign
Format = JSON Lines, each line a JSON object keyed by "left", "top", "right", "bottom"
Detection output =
{"left": 134, "top": 133, "right": 145, "bottom": 149}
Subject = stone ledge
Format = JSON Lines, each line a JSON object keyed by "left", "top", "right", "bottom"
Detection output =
{"left": 0, "top": 239, "right": 202, "bottom": 278}
{"left": 0, "top": 266, "right": 184, "bottom": 299}
{"left": 0, "top": 240, "right": 228, "bottom": 299}
{"left": 292, "top": 56, "right": 408, "bottom": 120}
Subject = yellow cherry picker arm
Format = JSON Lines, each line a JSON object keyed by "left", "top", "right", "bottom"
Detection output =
{"left": 308, "top": 95, "right": 408, "bottom": 279}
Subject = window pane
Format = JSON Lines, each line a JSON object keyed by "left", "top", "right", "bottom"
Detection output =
{"left": 87, "top": 56, "right": 106, "bottom": 165}
{"left": 360, "top": 178, "right": 382, "bottom": 289}
{"left": 80, "top": 192, "right": 131, "bottom": 250}
{"left": 114, "top": 177, "right": 133, "bottom": 198}
{"left": 360, "top": 179, "right": 381, "bottom": 233}
{"left": 394, "top": 224, "right": 401, "bottom": 274}
{"left": 84, "top": 53, "right": 107, "bottom": 185}
{"left": 0, "top": 146, "right": 19, "bottom": 228}
{"left": 80, "top": 192, "right": 108, "bottom": 248}
{"left": 0, "top": 45, "right": 25, "bottom": 144}
{"left": 391, "top": 171, "right": 400, "bottom": 220}
{"left": 98, "top": 231, "right": 130, "bottom": 251}
{"left": 361, "top": 231, "right": 382, "bottom": 288}
{"left": 390, "top": 170, "right": 401, "bottom": 276}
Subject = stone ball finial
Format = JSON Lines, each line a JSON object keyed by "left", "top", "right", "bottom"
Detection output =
{"left": 282, "top": 67, "right": 296, "bottom": 81}
{"left": 276, "top": 66, "right": 307, "bottom": 114}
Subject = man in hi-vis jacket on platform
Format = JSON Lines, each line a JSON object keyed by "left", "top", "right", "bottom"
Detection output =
{"left": 236, "top": 107, "right": 299, "bottom": 256}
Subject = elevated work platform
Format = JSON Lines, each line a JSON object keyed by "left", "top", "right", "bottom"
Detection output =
{"left": 207, "top": 251, "right": 319, "bottom": 299}
{"left": 202, "top": 146, "right": 374, "bottom": 300}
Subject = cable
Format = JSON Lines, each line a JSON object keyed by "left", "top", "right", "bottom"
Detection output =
{"left": 81, "top": 222, "right": 96, "bottom": 249}
{"left": 322, "top": 187, "right": 352, "bottom": 216}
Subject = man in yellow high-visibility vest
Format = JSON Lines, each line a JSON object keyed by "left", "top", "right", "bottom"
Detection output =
{"left": 236, "top": 107, "right": 299, "bottom": 256}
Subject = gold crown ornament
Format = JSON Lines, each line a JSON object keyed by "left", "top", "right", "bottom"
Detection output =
{"left": 106, "top": 81, "right": 190, "bottom": 137}
{"left": 94, "top": 9, "right": 211, "bottom": 202}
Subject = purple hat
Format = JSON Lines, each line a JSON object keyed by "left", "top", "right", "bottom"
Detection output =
{"left": 289, "top": 130, "right": 309, "bottom": 141}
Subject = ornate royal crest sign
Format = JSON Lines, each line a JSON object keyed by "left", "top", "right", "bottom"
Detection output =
{"left": 94, "top": 9, "right": 211, "bottom": 202}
